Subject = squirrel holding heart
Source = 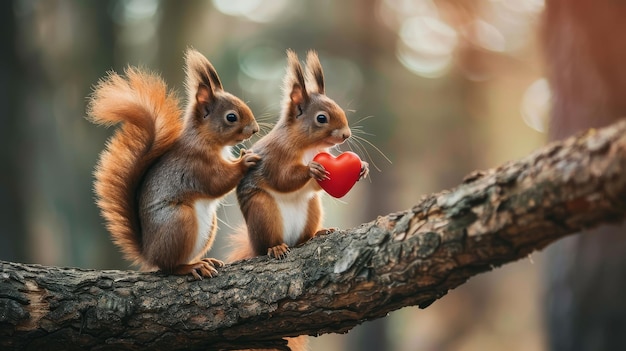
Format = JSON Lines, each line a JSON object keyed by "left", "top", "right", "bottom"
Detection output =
{"left": 227, "top": 49, "right": 368, "bottom": 351}
{"left": 227, "top": 50, "right": 368, "bottom": 262}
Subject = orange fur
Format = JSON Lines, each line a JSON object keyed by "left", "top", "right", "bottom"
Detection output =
{"left": 300, "top": 195, "right": 322, "bottom": 245}
{"left": 228, "top": 336, "right": 308, "bottom": 351}
{"left": 226, "top": 225, "right": 256, "bottom": 263}
{"left": 89, "top": 48, "right": 259, "bottom": 279}
{"left": 88, "top": 67, "right": 182, "bottom": 266}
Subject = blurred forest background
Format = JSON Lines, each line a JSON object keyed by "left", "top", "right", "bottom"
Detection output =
{"left": 0, "top": 0, "right": 596, "bottom": 350}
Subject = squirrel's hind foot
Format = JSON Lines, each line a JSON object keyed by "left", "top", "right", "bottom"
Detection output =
{"left": 314, "top": 227, "right": 337, "bottom": 237}
{"left": 174, "top": 258, "right": 225, "bottom": 280}
{"left": 267, "top": 243, "right": 290, "bottom": 259}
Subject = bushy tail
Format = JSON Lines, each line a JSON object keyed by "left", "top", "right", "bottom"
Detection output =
{"left": 225, "top": 226, "right": 256, "bottom": 263}
{"left": 87, "top": 67, "right": 182, "bottom": 266}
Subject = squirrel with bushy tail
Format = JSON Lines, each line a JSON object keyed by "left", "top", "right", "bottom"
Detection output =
{"left": 88, "top": 48, "right": 260, "bottom": 279}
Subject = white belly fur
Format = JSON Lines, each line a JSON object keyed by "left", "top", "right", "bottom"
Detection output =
{"left": 266, "top": 148, "right": 326, "bottom": 247}
{"left": 187, "top": 147, "right": 233, "bottom": 261}
{"left": 268, "top": 184, "right": 318, "bottom": 247}
{"left": 190, "top": 198, "right": 221, "bottom": 261}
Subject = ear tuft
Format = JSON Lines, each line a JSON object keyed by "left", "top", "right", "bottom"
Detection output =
{"left": 283, "top": 49, "right": 308, "bottom": 105}
{"left": 305, "top": 50, "right": 325, "bottom": 95}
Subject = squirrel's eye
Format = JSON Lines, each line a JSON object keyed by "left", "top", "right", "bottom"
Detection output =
{"left": 316, "top": 114, "right": 328, "bottom": 124}
{"left": 226, "top": 113, "right": 238, "bottom": 123}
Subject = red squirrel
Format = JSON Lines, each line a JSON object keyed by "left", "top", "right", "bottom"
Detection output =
{"left": 88, "top": 48, "right": 260, "bottom": 280}
{"left": 228, "top": 50, "right": 368, "bottom": 262}
{"left": 228, "top": 50, "right": 368, "bottom": 351}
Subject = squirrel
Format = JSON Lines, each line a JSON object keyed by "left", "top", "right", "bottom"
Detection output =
{"left": 88, "top": 48, "right": 260, "bottom": 280}
{"left": 227, "top": 49, "right": 368, "bottom": 351}
{"left": 228, "top": 50, "right": 368, "bottom": 263}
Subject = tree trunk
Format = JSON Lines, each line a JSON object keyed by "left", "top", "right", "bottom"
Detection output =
{"left": 0, "top": 0, "right": 27, "bottom": 262}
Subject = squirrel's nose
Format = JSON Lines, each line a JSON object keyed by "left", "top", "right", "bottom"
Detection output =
{"left": 342, "top": 128, "right": 351, "bottom": 140}
{"left": 246, "top": 122, "right": 259, "bottom": 135}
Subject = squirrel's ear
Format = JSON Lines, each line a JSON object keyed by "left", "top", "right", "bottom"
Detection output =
{"left": 283, "top": 50, "right": 308, "bottom": 117}
{"left": 203, "top": 60, "right": 223, "bottom": 92}
{"left": 290, "top": 83, "right": 305, "bottom": 106}
{"left": 184, "top": 48, "right": 223, "bottom": 104}
{"left": 196, "top": 83, "right": 214, "bottom": 105}
{"left": 305, "top": 50, "right": 324, "bottom": 95}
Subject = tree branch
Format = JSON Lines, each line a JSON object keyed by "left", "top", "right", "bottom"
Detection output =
{"left": 2, "top": 120, "right": 626, "bottom": 350}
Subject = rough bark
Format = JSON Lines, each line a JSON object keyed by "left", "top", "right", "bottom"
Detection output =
{"left": 2, "top": 119, "right": 626, "bottom": 351}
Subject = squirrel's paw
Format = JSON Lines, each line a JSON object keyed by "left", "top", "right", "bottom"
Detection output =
{"left": 308, "top": 161, "right": 330, "bottom": 181}
{"left": 359, "top": 161, "right": 370, "bottom": 180}
{"left": 201, "top": 257, "right": 225, "bottom": 268}
{"left": 239, "top": 148, "right": 251, "bottom": 157}
{"left": 267, "top": 243, "right": 290, "bottom": 259}
{"left": 315, "top": 227, "right": 338, "bottom": 237}
{"left": 175, "top": 258, "right": 224, "bottom": 280}
{"left": 241, "top": 150, "right": 261, "bottom": 168}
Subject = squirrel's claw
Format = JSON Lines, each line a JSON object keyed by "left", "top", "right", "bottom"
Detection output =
{"left": 268, "top": 243, "right": 290, "bottom": 259}
{"left": 175, "top": 258, "right": 224, "bottom": 280}
{"left": 309, "top": 161, "right": 330, "bottom": 181}
{"left": 202, "top": 257, "right": 225, "bottom": 268}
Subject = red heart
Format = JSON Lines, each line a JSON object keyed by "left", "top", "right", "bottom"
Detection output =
{"left": 313, "top": 151, "right": 362, "bottom": 198}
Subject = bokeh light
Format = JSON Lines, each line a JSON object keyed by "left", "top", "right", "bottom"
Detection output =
{"left": 521, "top": 78, "right": 551, "bottom": 133}
{"left": 397, "top": 16, "right": 458, "bottom": 78}
{"left": 469, "top": 19, "right": 507, "bottom": 53}
{"left": 111, "top": 0, "right": 159, "bottom": 24}
{"left": 212, "top": 0, "right": 290, "bottom": 23}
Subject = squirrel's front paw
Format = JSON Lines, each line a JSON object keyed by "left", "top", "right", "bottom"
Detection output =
{"left": 359, "top": 161, "right": 370, "bottom": 180}
{"left": 308, "top": 161, "right": 330, "bottom": 181}
{"left": 241, "top": 150, "right": 261, "bottom": 168}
